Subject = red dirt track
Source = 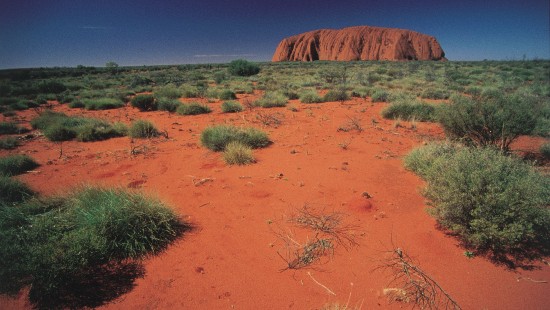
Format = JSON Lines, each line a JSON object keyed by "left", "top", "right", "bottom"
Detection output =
{"left": 1, "top": 94, "right": 549, "bottom": 309}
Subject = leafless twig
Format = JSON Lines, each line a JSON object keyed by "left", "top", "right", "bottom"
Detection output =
{"left": 376, "top": 247, "right": 461, "bottom": 309}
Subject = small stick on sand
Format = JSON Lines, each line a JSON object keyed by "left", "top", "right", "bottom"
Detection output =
{"left": 307, "top": 272, "right": 336, "bottom": 296}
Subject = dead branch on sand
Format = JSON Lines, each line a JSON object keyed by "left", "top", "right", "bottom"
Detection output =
{"left": 275, "top": 205, "right": 360, "bottom": 271}
{"left": 377, "top": 248, "right": 461, "bottom": 310}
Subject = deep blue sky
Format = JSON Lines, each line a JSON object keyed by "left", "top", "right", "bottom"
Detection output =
{"left": 1, "top": 0, "right": 548, "bottom": 69}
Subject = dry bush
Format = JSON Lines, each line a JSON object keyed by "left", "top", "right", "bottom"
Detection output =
{"left": 337, "top": 116, "right": 363, "bottom": 132}
{"left": 274, "top": 205, "right": 360, "bottom": 271}
{"left": 377, "top": 247, "right": 461, "bottom": 309}
{"left": 255, "top": 112, "right": 284, "bottom": 128}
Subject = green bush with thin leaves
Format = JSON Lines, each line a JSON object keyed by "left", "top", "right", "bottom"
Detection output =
{"left": 381, "top": 100, "right": 437, "bottom": 122}
{"left": 201, "top": 125, "right": 270, "bottom": 151}
{"left": 299, "top": 91, "right": 323, "bottom": 104}
{"left": 82, "top": 98, "right": 124, "bottom": 110}
{"left": 157, "top": 98, "right": 181, "bottom": 112}
{"left": 154, "top": 85, "right": 182, "bottom": 99}
{"left": 176, "top": 103, "right": 211, "bottom": 115}
{"left": 221, "top": 101, "right": 243, "bottom": 113}
{"left": 437, "top": 94, "right": 537, "bottom": 150}
{"left": 0, "top": 122, "right": 27, "bottom": 135}
{"left": 218, "top": 89, "right": 237, "bottom": 100}
{"left": 129, "top": 120, "right": 159, "bottom": 139}
{"left": 254, "top": 92, "right": 287, "bottom": 108}
{"left": 405, "top": 143, "right": 550, "bottom": 260}
{"left": 0, "top": 186, "right": 186, "bottom": 306}
{"left": 420, "top": 88, "right": 450, "bottom": 100}
{"left": 541, "top": 143, "right": 550, "bottom": 160}
{"left": 228, "top": 59, "right": 260, "bottom": 76}
{"left": 0, "top": 175, "right": 34, "bottom": 204}
{"left": 323, "top": 89, "right": 349, "bottom": 102}
{"left": 0, "top": 136, "right": 19, "bottom": 150}
{"left": 131, "top": 94, "right": 157, "bottom": 111}
{"left": 31, "top": 111, "right": 126, "bottom": 142}
{"left": 223, "top": 141, "right": 255, "bottom": 165}
{"left": 0, "top": 155, "right": 39, "bottom": 176}
{"left": 371, "top": 89, "right": 390, "bottom": 102}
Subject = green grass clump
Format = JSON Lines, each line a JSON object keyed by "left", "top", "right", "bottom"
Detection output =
{"left": 157, "top": 98, "right": 181, "bottom": 112}
{"left": 0, "top": 155, "right": 39, "bottom": 176}
{"left": 0, "top": 122, "right": 27, "bottom": 135}
{"left": 254, "top": 92, "right": 288, "bottom": 108}
{"left": 228, "top": 59, "right": 260, "bottom": 76}
{"left": 437, "top": 94, "right": 536, "bottom": 151}
{"left": 218, "top": 89, "right": 237, "bottom": 100}
{"left": 176, "top": 103, "right": 212, "bottom": 115}
{"left": 129, "top": 120, "right": 159, "bottom": 138}
{"left": 82, "top": 98, "right": 124, "bottom": 110}
{"left": 130, "top": 94, "right": 157, "bottom": 111}
{"left": 405, "top": 143, "right": 550, "bottom": 261}
{"left": 154, "top": 85, "right": 182, "bottom": 99}
{"left": 0, "top": 175, "right": 34, "bottom": 204}
{"left": 68, "top": 100, "right": 85, "bottom": 108}
{"left": 0, "top": 136, "right": 19, "bottom": 149}
{"left": 180, "top": 85, "right": 199, "bottom": 98}
{"left": 201, "top": 125, "right": 270, "bottom": 151}
{"left": 370, "top": 89, "right": 390, "bottom": 102}
{"left": 323, "top": 89, "right": 349, "bottom": 102}
{"left": 299, "top": 91, "right": 323, "bottom": 104}
{"left": 221, "top": 101, "right": 243, "bottom": 113}
{"left": 76, "top": 121, "right": 127, "bottom": 142}
{"left": 223, "top": 141, "right": 255, "bottom": 165}
{"left": 541, "top": 143, "right": 550, "bottom": 160}
{"left": 31, "top": 111, "right": 126, "bottom": 142}
{"left": 420, "top": 88, "right": 450, "bottom": 100}
{"left": 381, "top": 100, "right": 437, "bottom": 122}
{"left": 0, "top": 186, "right": 185, "bottom": 305}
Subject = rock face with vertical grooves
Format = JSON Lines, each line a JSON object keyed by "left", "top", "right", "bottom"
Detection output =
{"left": 272, "top": 26, "right": 445, "bottom": 62}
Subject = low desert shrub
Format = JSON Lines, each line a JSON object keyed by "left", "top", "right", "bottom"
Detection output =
{"left": 180, "top": 85, "right": 199, "bottom": 98}
{"left": 218, "top": 89, "right": 237, "bottom": 100}
{"left": 323, "top": 89, "right": 349, "bottom": 102}
{"left": 68, "top": 100, "right": 85, "bottom": 108}
{"left": 221, "top": 101, "right": 243, "bottom": 113}
{"left": 201, "top": 125, "right": 270, "bottom": 151}
{"left": 38, "top": 81, "right": 66, "bottom": 94}
{"left": 223, "top": 141, "right": 255, "bottom": 165}
{"left": 0, "top": 176, "right": 34, "bottom": 204}
{"left": 43, "top": 124, "right": 77, "bottom": 141}
{"left": 420, "top": 88, "right": 450, "bottom": 100}
{"left": 541, "top": 143, "right": 550, "bottom": 160}
{"left": 0, "top": 186, "right": 185, "bottom": 304}
{"left": 299, "top": 91, "right": 323, "bottom": 104}
{"left": 371, "top": 89, "right": 390, "bottom": 102}
{"left": 0, "top": 122, "right": 27, "bottom": 135}
{"left": 76, "top": 120, "right": 127, "bottom": 142}
{"left": 129, "top": 120, "right": 159, "bottom": 138}
{"left": 176, "top": 103, "right": 211, "bottom": 115}
{"left": 32, "top": 111, "right": 125, "bottom": 142}
{"left": 405, "top": 144, "right": 550, "bottom": 258}
{"left": 82, "top": 98, "right": 124, "bottom": 110}
{"left": 154, "top": 85, "right": 181, "bottom": 99}
{"left": 403, "top": 142, "right": 462, "bottom": 179}
{"left": 228, "top": 59, "right": 260, "bottom": 76}
{"left": 0, "top": 155, "right": 39, "bottom": 176}
{"left": 131, "top": 94, "right": 157, "bottom": 111}
{"left": 437, "top": 94, "right": 537, "bottom": 150}
{"left": 157, "top": 98, "right": 181, "bottom": 112}
{"left": 381, "top": 101, "right": 437, "bottom": 122}
{"left": 0, "top": 137, "right": 19, "bottom": 150}
{"left": 254, "top": 92, "right": 288, "bottom": 108}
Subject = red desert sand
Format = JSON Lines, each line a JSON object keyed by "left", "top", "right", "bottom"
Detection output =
{"left": 1, "top": 93, "right": 548, "bottom": 309}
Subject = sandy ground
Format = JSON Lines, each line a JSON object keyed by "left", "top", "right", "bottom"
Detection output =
{"left": 1, "top": 94, "right": 549, "bottom": 309}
